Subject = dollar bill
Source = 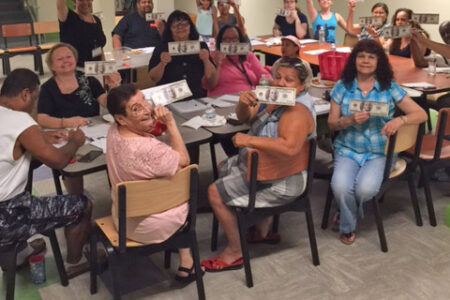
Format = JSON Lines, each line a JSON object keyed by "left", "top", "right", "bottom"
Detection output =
{"left": 275, "top": 8, "right": 291, "bottom": 17}
{"left": 151, "top": 80, "right": 193, "bottom": 106}
{"left": 359, "top": 16, "right": 383, "bottom": 26}
{"left": 145, "top": 12, "right": 165, "bottom": 21}
{"left": 218, "top": 0, "right": 241, "bottom": 5}
{"left": 411, "top": 13, "right": 439, "bottom": 25}
{"left": 254, "top": 86, "right": 296, "bottom": 106}
{"left": 349, "top": 99, "right": 389, "bottom": 117}
{"left": 84, "top": 61, "right": 117, "bottom": 75}
{"left": 220, "top": 43, "right": 250, "bottom": 55}
{"left": 381, "top": 25, "right": 411, "bottom": 39}
{"left": 168, "top": 41, "right": 201, "bottom": 56}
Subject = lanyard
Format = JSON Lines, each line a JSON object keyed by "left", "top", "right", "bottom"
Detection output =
{"left": 226, "top": 56, "right": 253, "bottom": 88}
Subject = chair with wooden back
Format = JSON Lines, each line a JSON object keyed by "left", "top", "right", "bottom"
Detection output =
{"left": 415, "top": 108, "right": 449, "bottom": 225}
{"left": 2, "top": 23, "right": 43, "bottom": 75}
{"left": 90, "top": 165, "right": 205, "bottom": 300}
{"left": 212, "top": 139, "right": 320, "bottom": 288}
{"left": 33, "top": 21, "right": 59, "bottom": 52}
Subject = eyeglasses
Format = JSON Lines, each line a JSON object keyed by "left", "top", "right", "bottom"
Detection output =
{"left": 171, "top": 21, "right": 190, "bottom": 29}
{"left": 128, "top": 102, "right": 151, "bottom": 116}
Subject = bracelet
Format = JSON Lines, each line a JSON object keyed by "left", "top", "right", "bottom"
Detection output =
{"left": 399, "top": 115, "right": 408, "bottom": 125}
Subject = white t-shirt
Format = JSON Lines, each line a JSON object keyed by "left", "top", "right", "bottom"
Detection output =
{"left": 0, "top": 105, "right": 37, "bottom": 201}
{"left": 425, "top": 53, "right": 450, "bottom": 67}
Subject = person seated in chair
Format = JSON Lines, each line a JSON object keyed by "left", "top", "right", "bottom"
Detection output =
{"left": 201, "top": 58, "right": 316, "bottom": 272}
{"left": 0, "top": 69, "right": 92, "bottom": 276}
{"left": 105, "top": 84, "right": 201, "bottom": 283}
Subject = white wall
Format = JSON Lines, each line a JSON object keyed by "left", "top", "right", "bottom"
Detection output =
{"left": 174, "top": 0, "right": 450, "bottom": 44}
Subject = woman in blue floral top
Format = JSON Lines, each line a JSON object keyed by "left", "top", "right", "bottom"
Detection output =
{"left": 37, "top": 43, "right": 120, "bottom": 195}
{"left": 328, "top": 39, "right": 427, "bottom": 245}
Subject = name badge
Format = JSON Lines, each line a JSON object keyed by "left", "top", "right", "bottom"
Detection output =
{"left": 92, "top": 47, "right": 102, "bottom": 58}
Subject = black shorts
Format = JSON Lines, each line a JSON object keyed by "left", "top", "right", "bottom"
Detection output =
{"left": 0, "top": 192, "right": 87, "bottom": 247}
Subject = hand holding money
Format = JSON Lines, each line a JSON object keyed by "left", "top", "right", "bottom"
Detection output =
{"left": 160, "top": 52, "right": 172, "bottom": 65}
{"left": 352, "top": 112, "right": 370, "bottom": 124}
{"left": 168, "top": 41, "right": 201, "bottom": 56}
{"left": 153, "top": 105, "right": 175, "bottom": 126}
{"left": 254, "top": 86, "right": 296, "bottom": 106}
{"left": 220, "top": 43, "right": 250, "bottom": 56}
{"left": 214, "top": 50, "right": 226, "bottom": 66}
{"left": 199, "top": 49, "right": 210, "bottom": 62}
{"left": 275, "top": 8, "right": 291, "bottom": 17}
{"left": 349, "top": 99, "right": 389, "bottom": 117}
{"left": 150, "top": 80, "right": 193, "bottom": 106}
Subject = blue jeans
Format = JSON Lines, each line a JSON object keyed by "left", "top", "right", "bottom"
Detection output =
{"left": 331, "top": 155, "right": 386, "bottom": 234}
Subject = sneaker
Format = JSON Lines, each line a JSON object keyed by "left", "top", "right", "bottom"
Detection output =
{"left": 339, "top": 232, "right": 355, "bottom": 245}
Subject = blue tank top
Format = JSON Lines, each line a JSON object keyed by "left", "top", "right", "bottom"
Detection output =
{"left": 312, "top": 12, "right": 337, "bottom": 44}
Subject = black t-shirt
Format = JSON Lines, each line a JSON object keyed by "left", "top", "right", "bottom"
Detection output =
{"left": 38, "top": 72, "right": 105, "bottom": 118}
{"left": 59, "top": 10, "right": 107, "bottom": 67}
{"left": 112, "top": 11, "right": 161, "bottom": 49}
{"left": 390, "top": 44, "right": 431, "bottom": 58}
{"left": 275, "top": 11, "right": 310, "bottom": 39}
{"left": 148, "top": 41, "right": 211, "bottom": 99}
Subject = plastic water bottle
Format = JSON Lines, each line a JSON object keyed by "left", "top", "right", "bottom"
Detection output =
{"left": 259, "top": 74, "right": 269, "bottom": 86}
{"left": 428, "top": 52, "right": 437, "bottom": 76}
{"left": 330, "top": 43, "right": 336, "bottom": 51}
{"left": 204, "top": 104, "right": 216, "bottom": 119}
{"left": 319, "top": 26, "right": 326, "bottom": 44}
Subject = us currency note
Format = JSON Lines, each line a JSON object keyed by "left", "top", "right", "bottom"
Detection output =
{"left": 220, "top": 43, "right": 250, "bottom": 55}
{"left": 411, "top": 13, "right": 439, "bottom": 25}
{"left": 275, "top": 8, "right": 291, "bottom": 17}
{"left": 145, "top": 12, "right": 165, "bottom": 21}
{"left": 168, "top": 41, "right": 201, "bottom": 56}
{"left": 359, "top": 16, "right": 383, "bottom": 26}
{"left": 349, "top": 99, "right": 389, "bottom": 117}
{"left": 151, "top": 80, "right": 193, "bottom": 106}
{"left": 254, "top": 86, "right": 296, "bottom": 106}
{"left": 218, "top": 0, "right": 241, "bottom": 5}
{"left": 84, "top": 61, "right": 117, "bottom": 75}
{"left": 381, "top": 25, "right": 411, "bottom": 39}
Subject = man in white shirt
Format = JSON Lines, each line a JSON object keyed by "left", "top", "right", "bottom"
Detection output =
{"left": 0, "top": 69, "right": 91, "bottom": 276}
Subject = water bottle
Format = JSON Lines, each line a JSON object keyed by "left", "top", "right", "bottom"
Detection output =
{"left": 319, "top": 26, "right": 326, "bottom": 44}
{"left": 204, "top": 104, "right": 216, "bottom": 119}
{"left": 259, "top": 74, "right": 269, "bottom": 86}
{"left": 330, "top": 43, "right": 336, "bottom": 51}
{"left": 428, "top": 52, "right": 437, "bottom": 76}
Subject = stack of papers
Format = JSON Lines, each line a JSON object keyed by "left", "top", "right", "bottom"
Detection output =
{"left": 216, "top": 94, "right": 240, "bottom": 103}
{"left": 402, "top": 82, "right": 436, "bottom": 89}
{"left": 401, "top": 86, "right": 423, "bottom": 98}
{"left": 198, "top": 97, "right": 235, "bottom": 108}
{"left": 182, "top": 115, "right": 227, "bottom": 130}
{"left": 299, "top": 39, "right": 318, "bottom": 45}
{"left": 80, "top": 123, "right": 111, "bottom": 153}
{"left": 304, "top": 49, "right": 329, "bottom": 55}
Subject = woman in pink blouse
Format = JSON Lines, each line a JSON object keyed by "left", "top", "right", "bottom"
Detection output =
{"left": 203, "top": 24, "right": 270, "bottom": 97}
{"left": 105, "top": 84, "right": 200, "bottom": 283}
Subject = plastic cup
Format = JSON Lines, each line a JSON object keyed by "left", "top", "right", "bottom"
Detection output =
{"left": 428, "top": 60, "right": 437, "bottom": 76}
{"left": 29, "top": 254, "right": 46, "bottom": 284}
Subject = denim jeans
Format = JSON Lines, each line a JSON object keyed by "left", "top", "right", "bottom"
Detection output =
{"left": 331, "top": 154, "right": 386, "bottom": 234}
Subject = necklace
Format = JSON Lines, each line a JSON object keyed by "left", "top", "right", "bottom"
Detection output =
{"left": 362, "top": 90, "right": 370, "bottom": 97}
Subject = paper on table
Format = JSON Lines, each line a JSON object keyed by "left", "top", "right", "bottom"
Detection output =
{"left": 198, "top": 97, "right": 235, "bottom": 108}
{"left": 80, "top": 123, "right": 110, "bottom": 139}
{"left": 435, "top": 67, "right": 450, "bottom": 73}
{"left": 299, "top": 39, "right": 318, "bottom": 45}
{"left": 90, "top": 137, "right": 107, "bottom": 153}
{"left": 134, "top": 47, "right": 155, "bottom": 54}
{"left": 336, "top": 47, "right": 352, "bottom": 53}
{"left": 181, "top": 115, "right": 227, "bottom": 130}
{"left": 313, "top": 98, "right": 330, "bottom": 115}
{"left": 402, "top": 82, "right": 436, "bottom": 89}
{"left": 250, "top": 40, "right": 265, "bottom": 46}
{"left": 401, "top": 86, "right": 423, "bottom": 98}
{"left": 304, "top": 49, "right": 329, "bottom": 55}
{"left": 217, "top": 94, "right": 240, "bottom": 103}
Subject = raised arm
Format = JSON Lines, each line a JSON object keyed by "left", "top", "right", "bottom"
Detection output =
{"left": 305, "top": 0, "right": 318, "bottom": 24}
{"left": 57, "top": 0, "right": 69, "bottom": 22}
{"left": 231, "top": 0, "right": 247, "bottom": 37}
{"left": 212, "top": 5, "right": 219, "bottom": 37}
{"left": 335, "top": 13, "right": 348, "bottom": 32}
{"left": 292, "top": 10, "right": 307, "bottom": 39}
{"left": 411, "top": 28, "right": 450, "bottom": 60}
{"left": 346, "top": 0, "right": 361, "bottom": 35}
{"left": 236, "top": 91, "right": 261, "bottom": 123}
{"left": 233, "top": 104, "right": 314, "bottom": 157}
{"left": 199, "top": 48, "right": 217, "bottom": 88}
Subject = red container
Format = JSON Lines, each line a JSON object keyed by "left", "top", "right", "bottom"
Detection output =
{"left": 318, "top": 51, "right": 350, "bottom": 82}
{"left": 151, "top": 120, "right": 167, "bottom": 136}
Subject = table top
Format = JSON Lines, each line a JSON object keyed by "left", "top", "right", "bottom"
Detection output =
{"left": 59, "top": 114, "right": 212, "bottom": 177}
{"left": 253, "top": 41, "right": 450, "bottom": 94}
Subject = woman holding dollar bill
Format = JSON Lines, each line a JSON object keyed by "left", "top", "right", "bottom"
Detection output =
{"left": 328, "top": 39, "right": 427, "bottom": 245}
{"left": 346, "top": 1, "right": 389, "bottom": 43}
{"left": 148, "top": 10, "right": 216, "bottom": 99}
{"left": 202, "top": 57, "right": 316, "bottom": 271}
{"left": 273, "top": 0, "right": 310, "bottom": 39}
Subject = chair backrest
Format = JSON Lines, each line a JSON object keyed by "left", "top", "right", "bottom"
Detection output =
{"left": 33, "top": 21, "right": 59, "bottom": 35}
{"left": 433, "top": 108, "right": 450, "bottom": 160}
{"left": 115, "top": 164, "right": 198, "bottom": 218}
{"left": 2, "top": 23, "right": 32, "bottom": 38}
{"left": 385, "top": 123, "right": 420, "bottom": 154}
{"left": 343, "top": 33, "right": 358, "bottom": 48}
{"left": 115, "top": 16, "right": 123, "bottom": 25}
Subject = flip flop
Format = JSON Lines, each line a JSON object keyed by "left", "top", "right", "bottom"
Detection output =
{"left": 201, "top": 256, "right": 243, "bottom": 273}
{"left": 340, "top": 232, "right": 356, "bottom": 245}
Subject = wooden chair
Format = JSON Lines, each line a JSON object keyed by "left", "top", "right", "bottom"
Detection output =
{"left": 321, "top": 123, "right": 426, "bottom": 252}
{"left": 212, "top": 139, "right": 320, "bottom": 288}
{"left": 343, "top": 33, "right": 358, "bottom": 48}
{"left": 2, "top": 23, "right": 43, "bottom": 75}
{"left": 115, "top": 15, "right": 124, "bottom": 25}
{"left": 33, "top": 21, "right": 59, "bottom": 52}
{"left": 415, "top": 108, "right": 449, "bottom": 226}
{"left": 0, "top": 164, "right": 68, "bottom": 300}
{"left": 89, "top": 165, "right": 205, "bottom": 300}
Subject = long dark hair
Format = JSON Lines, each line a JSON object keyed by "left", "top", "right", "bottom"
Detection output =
{"left": 371, "top": 2, "right": 389, "bottom": 25}
{"left": 161, "top": 10, "right": 199, "bottom": 43}
{"left": 216, "top": 24, "right": 248, "bottom": 62}
{"left": 341, "top": 39, "right": 393, "bottom": 91}
{"left": 390, "top": 8, "right": 429, "bottom": 53}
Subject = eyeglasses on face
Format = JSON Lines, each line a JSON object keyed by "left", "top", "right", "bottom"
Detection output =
{"left": 171, "top": 21, "right": 190, "bottom": 29}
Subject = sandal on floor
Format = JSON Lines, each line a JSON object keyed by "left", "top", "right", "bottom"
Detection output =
{"left": 332, "top": 212, "right": 340, "bottom": 232}
{"left": 340, "top": 232, "right": 355, "bottom": 245}
{"left": 201, "top": 257, "right": 244, "bottom": 272}
{"left": 174, "top": 265, "right": 204, "bottom": 284}
{"left": 247, "top": 231, "right": 281, "bottom": 244}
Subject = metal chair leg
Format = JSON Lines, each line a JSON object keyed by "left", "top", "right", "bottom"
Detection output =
{"left": 271, "top": 214, "right": 280, "bottom": 233}
{"left": 236, "top": 212, "right": 253, "bottom": 288}
{"left": 190, "top": 233, "right": 206, "bottom": 300}
{"left": 90, "top": 228, "right": 98, "bottom": 294}
{"left": 407, "top": 170, "right": 423, "bottom": 226}
{"left": 371, "top": 197, "right": 388, "bottom": 252}
{"left": 47, "top": 230, "right": 68, "bottom": 286}
{"left": 211, "top": 215, "right": 219, "bottom": 251}
{"left": 164, "top": 250, "right": 171, "bottom": 269}
{"left": 321, "top": 184, "right": 333, "bottom": 229}
{"left": 52, "top": 169, "right": 63, "bottom": 195}
{"left": 5, "top": 246, "right": 18, "bottom": 300}
{"left": 304, "top": 202, "right": 320, "bottom": 266}
{"left": 419, "top": 164, "right": 437, "bottom": 226}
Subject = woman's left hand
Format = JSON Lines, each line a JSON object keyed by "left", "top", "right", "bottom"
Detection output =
{"left": 153, "top": 105, "right": 174, "bottom": 125}
{"left": 104, "top": 72, "right": 121, "bottom": 89}
{"left": 232, "top": 132, "right": 252, "bottom": 148}
{"left": 199, "top": 49, "right": 210, "bottom": 62}
{"left": 380, "top": 117, "right": 403, "bottom": 137}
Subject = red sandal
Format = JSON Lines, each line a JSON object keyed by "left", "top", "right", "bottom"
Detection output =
{"left": 201, "top": 257, "right": 244, "bottom": 272}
